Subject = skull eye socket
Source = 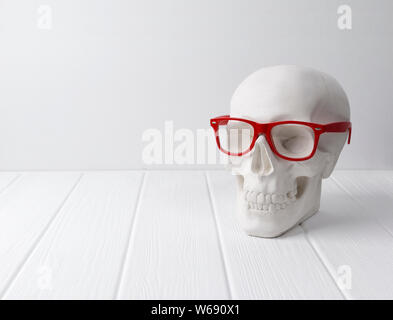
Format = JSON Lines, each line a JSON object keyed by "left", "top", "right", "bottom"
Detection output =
{"left": 217, "top": 120, "right": 254, "bottom": 154}
{"left": 271, "top": 124, "right": 315, "bottom": 159}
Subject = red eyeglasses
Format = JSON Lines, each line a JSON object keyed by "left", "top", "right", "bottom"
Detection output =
{"left": 210, "top": 115, "right": 352, "bottom": 161}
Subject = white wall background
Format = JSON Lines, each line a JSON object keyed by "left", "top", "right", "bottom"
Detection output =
{"left": 0, "top": 0, "right": 392, "bottom": 170}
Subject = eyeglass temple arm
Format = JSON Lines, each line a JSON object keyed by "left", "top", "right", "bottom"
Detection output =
{"left": 323, "top": 122, "right": 352, "bottom": 144}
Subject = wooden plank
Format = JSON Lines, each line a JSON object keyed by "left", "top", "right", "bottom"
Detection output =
{"left": 332, "top": 170, "right": 393, "bottom": 236}
{"left": 206, "top": 171, "right": 342, "bottom": 299}
{"left": 4, "top": 172, "right": 144, "bottom": 300}
{"left": 0, "top": 172, "right": 81, "bottom": 297}
{"left": 0, "top": 173, "right": 20, "bottom": 194}
{"left": 302, "top": 177, "right": 393, "bottom": 299}
{"left": 117, "top": 171, "right": 229, "bottom": 299}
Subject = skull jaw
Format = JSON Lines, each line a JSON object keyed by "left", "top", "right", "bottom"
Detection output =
{"left": 236, "top": 175, "right": 322, "bottom": 238}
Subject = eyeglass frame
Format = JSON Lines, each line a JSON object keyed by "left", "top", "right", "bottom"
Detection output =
{"left": 210, "top": 115, "right": 352, "bottom": 161}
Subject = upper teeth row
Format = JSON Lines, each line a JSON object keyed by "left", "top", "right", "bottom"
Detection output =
{"left": 244, "top": 189, "right": 297, "bottom": 204}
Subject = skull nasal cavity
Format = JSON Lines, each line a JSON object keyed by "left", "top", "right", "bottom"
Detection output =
{"left": 251, "top": 140, "right": 274, "bottom": 176}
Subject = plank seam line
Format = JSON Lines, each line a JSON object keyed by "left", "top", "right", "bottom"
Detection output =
{"left": 0, "top": 172, "right": 84, "bottom": 299}
{"left": 114, "top": 172, "right": 146, "bottom": 299}
{"left": 299, "top": 223, "right": 349, "bottom": 300}
{"left": 331, "top": 175, "right": 393, "bottom": 238}
{"left": 205, "top": 172, "right": 233, "bottom": 300}
{"left": 0, "top": 174, "right": 23, "bottom": 196}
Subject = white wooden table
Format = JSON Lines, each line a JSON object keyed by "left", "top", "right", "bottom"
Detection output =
{"left": 0, "top": 170, "right": 392, "bottom": 300}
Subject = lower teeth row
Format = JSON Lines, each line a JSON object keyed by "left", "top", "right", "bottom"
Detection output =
{"left": 247, "top": 201, "right": 293, "bottom": 211}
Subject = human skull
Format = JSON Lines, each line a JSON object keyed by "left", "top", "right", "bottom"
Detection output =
{"left": 229, "top": 65, "right": 350, "bottom": 238}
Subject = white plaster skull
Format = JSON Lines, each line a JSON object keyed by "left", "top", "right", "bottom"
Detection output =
{"left": 229, "top": 65, "right": 350, "bottom": 238}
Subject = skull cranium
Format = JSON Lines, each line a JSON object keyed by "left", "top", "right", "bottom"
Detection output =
{"left": 229, "top": 65, "right": 350, "bottom": 238}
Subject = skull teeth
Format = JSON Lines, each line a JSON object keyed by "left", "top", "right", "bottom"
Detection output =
{"left": 244, "top": 189, "right": 297, "bottom": 212}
